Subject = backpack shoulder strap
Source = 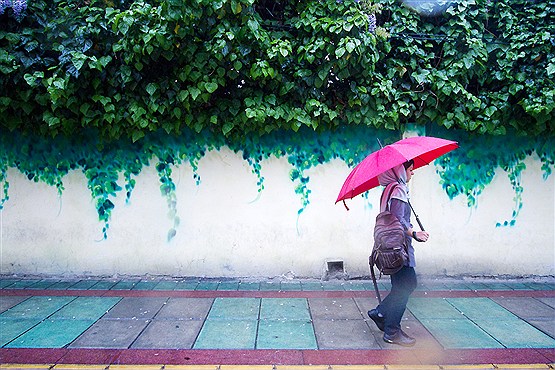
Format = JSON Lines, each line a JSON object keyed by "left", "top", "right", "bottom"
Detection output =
{"left": 380, "top": 182, "right": 399, "bottom": 213}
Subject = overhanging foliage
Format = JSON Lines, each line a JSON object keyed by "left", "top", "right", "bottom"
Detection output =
{"left": 1, "top": 0, "right": 553, "bottom": 141}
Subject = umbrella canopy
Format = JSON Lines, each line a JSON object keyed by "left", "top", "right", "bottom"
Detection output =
{"left": 336, "top": 136, "right": 458, "bottom": 204}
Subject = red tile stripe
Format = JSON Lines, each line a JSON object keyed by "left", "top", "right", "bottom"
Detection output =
{"left": 0, "top": 348, "right": 553, "bottom": 365}
{"left": 1, "top": 288, "right": 554, "bottom": 298}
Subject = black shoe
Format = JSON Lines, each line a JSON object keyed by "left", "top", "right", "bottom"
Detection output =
{"left": 367, "top": 309, "right": 385, "bottom": 332}
{"left": 383, "top": 331, "right": 416, "bottom": 347}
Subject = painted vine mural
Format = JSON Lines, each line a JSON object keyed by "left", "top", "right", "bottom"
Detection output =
{"left": 1, "top": 126, "right": 553, "bottom": 241}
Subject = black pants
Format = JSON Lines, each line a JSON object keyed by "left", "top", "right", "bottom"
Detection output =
{"left": 377, "top": 266, "right": 417, "bottom": 336}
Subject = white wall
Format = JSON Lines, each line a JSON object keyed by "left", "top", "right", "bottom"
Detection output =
{"left": 1, "top": 147, "right": 554, "bottom": 278}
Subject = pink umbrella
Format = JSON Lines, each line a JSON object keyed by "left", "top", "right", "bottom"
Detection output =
{"left": 336, "top": 136, "right": 459, "bottom": 205}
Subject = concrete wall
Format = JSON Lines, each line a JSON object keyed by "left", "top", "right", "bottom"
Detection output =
{"left": 1, "top": 138, "right": 553, "bottom": 278}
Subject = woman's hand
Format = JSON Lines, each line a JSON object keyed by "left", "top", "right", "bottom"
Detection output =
{"left": 413, "top": 231, "right": 429, "bottom": 242}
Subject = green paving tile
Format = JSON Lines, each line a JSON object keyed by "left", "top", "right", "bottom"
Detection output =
{"left": 174, "top": 281, "right": 199, "bottom": 290}
{"left": 259, "top": 282, "right": 280, "bottom": 291}
{"left": 408, "top": 298, "right": 465, "bottom": 319}
{"left": 217, "top": 281, "right": 239, "bottom": 291}
{"left": 301, "top": 282, "right": 323, "bottom": 291}
{"left": 90, "top": 280, "right": 117, "bottom": 290}
{"left": 70, "top": 280, "right": 100, "bottom": 290}
{"left": 0, "top": 318, "right": 41, "bottom": 346}
{"left": 257, "top": 319, "right": 317, "bottom": 349}
{"left": 482, "top": 283, "right": 512, "bottom": 290}
{"left": 5, "top": 318, "right": 95, "bottom": 348}
{"left": 238, "top": 282, "right": 260, "bottom": 291}
{"left": 474, "top": 318, "right": 555, "bottom": 348}
{"left": 26, "top": 280, "right": 58, "bottom": 290}
{"left": 0, "top": 296, "right": 75, "bottom": 319}
{"left": 446, "top": 298, "right": 518, "bottom": 321}
{"left": 196, "top": 281, "right": 220, "bottom": 290}
{"left": 344, "top": 281, "right": 369, "bottom": 291}
{"left": 6, "top": 280, "right": 40, "bottom": 289}
{"left": 260, "top": 298, "right": 310, "bottom": 320}
{"left": 504, "top": 282, "right": 534, "bottom": 290}
{"left": 132, "top": 280, "right": 159, "bottom": 290}
{"left": 526, "top": 282, "right": 553, "bottom": 290}
{"left": 207, "top": 298, "right": 260, "bottom": 320}
{"left": 280, "top": 282, "right": 302, "bottom": 291}
{"left": 111, "top": 280, "right": 138, "bottom": 290}
{"left": 48, "top": 281, "right": 78, "bottom": 290}
{"left": 50, "top": 297, "right": 121, "bottom": 320}
{"left": 420, "top": 318, "right": 503, "bottom": 349}
{"left": 442, "top": 282, "right": 472, "bottom": 291}
{"left": 0, "top": 279, "right": 20, "bottom": 289}
{"left": 153, "top": 281, "right": 179, "bottom": 290}
{"left": 193, "top": 320, "right": 257, "bottom": 349}
{"left": 465, "top": 282, "right": 490, "bottom": 290}
{"left": 321, "top": 282, "right": 346, "bottom": 291}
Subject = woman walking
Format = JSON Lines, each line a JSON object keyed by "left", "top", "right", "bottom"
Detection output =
{"left": 367, "top": 159, "right": 429, "bottom": 346}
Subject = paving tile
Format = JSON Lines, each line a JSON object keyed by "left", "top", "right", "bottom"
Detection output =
{"left": 155, "top": 298, "right": 213, "bottom": 320}
{"left": 174, "top": 280, "right": 199, "bottom": 290}
{"left": 0, "top": 295, "right": 29, "bottom": 313}
{"left": 207, "top": 298, "right": 260, "bottom": 320}
{"left": 193, "top": 320, "right": 257, "bottom": 349}
{"left": 446, "top": 298, "right": 518, "bottom": 321}
{"left": 257, "top": 319, "right": 317, "bottom": 349}
{"left": 492, "top": 297, "right": 555, "bottom": 319}
{"left": 131, "top": 281, "right": 159, "bottom": 290}
{"left": 103, "top": 297, "right": 167, "bottom": 319}
{"left": 6, "top": 280, "right": 41, "bottom": 289}
{"left": 527, "top": 318, "right": 555, "bottom": 338}
{"left": 0, "top": 279, "right": 20, "bottom": 288}
{"left": 26, "top": 280, "right": 59, "bottom": 290}
{"left": 90, "top": 280, "right": 118, "bottom": 290}
{"left": 280, "top": 281, "right": 302, "bottom": 291}
{"left": 309, "top": 298, "right": 363, "bottom": 320}
{"left": 260, "top": 298, "right": 310, "bottom": 320}
{"left": 526, "top": 282, "right": 554, "bottom": 290}
{"left": 0, "top": 317, "right": 41, "bottom": 346}
{"left": 48, "top": 281, "right": 79, "bottom": 290}
{"left": 0, "top": 296, "right": 75, "bottom": 319}
{"left": 131, "top": 319, "right": 203, "bottom": 349}
{"left": 473, "top": 318, "right": 555, "bottom": 348}
{"left": 259, "top": 282, "right": 280, "bottom": 291}
{"left": 196, "top": 281, "right": 220, "bottom": 290}
{"left": 217, "top": 281, "right": 240, "bottom": 291}
{"left": 5, "top": 318, "right": 95, "bottom": 348}
{"left": 153, "top": 281, "right": 179, "bottom": 290}
{"left": 384, "top": 318, "right": 443, "bottom": 351}
{"left": 537, "top": 297, "right": 555, "bottom": 309}
{"left": 313, "top": 319, "right": 378, "bottom": 349}
{"left": 70, "top": 280, "right": 101, "bottom": 290}
{"left": 51, "top": 297, "right": 121, "bottom": 320}
{"left": 353, "top": 297, "right": 382, "bottom": 316}
{"left": 110, "top": 280, "right": 138, "bottom": 290}
{"left": 238, "top": 282, "right": 260, "bottom": 291}
{"left": 301, "top": 281, "right": 323, "bottom": 291}
{"left": 408, "top": 298, "right": 466, "bottom": 319}
{"left": 68, "top": 318, "right": 150, "bottom": 348}
{"left": 420, "top": 318, "right": 503, "bottom": 349}
{"left": 344, "top": 281, "right": 371, "bottom": 291}
{"left": 321, "top": 282, "right": 346, "bottom": 291}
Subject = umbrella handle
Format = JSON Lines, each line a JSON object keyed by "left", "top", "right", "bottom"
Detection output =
{"left": 342, "top": 199, "right": 350, "bottom": 211}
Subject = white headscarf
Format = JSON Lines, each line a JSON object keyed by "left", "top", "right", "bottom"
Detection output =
{"left": 377, "top": 164, "right": 409, "bottom": 202}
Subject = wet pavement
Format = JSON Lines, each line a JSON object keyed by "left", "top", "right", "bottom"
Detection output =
{"left": 0, "top": 276, "right": 554, "bottom": 369}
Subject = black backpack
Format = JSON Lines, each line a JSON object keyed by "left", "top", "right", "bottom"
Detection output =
{"left": 369, "top": 182, "right": 409, "bottom": 302}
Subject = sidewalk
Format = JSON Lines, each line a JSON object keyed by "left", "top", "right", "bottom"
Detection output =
{"left": 0, "top": 276, "right": 554, "bottom": 369}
